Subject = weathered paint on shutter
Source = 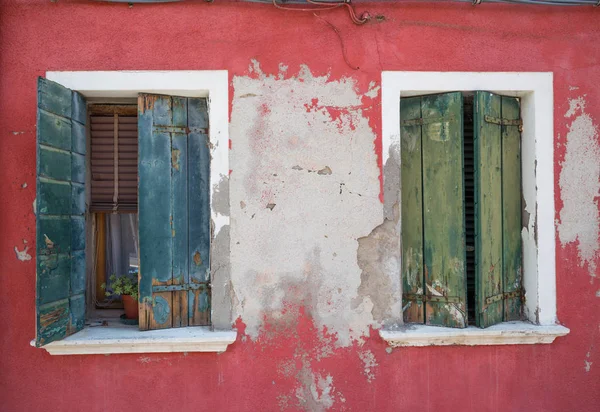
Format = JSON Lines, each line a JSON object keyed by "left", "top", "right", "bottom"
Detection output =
{"left": 474, "top": 92, "right": 504, "bottom": 327}
{"left": 421, "top": 92, "right": 467, "bottom": 328}
{"left": 36, "top": 77, "right": 86, "bottom": 346}
{"left": 187, "top": 98, "right": 211, "bottom": 326}
{"left": 400, "top": 96, "right": 425, "bottom": 324}
{"left": 474, "top": 91, "right": 524, "bottom": 328}
{"left": 138, "top": 94, "right": 210, "bottom": 330}
{"left": 501, "top": 96, "right": 523, "bottom": 322}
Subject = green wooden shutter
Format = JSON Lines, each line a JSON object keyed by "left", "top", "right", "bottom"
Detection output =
{"left": 401, "top": 92, "right": 467, "bottom": 328}
{"left": 138, "top": 94, "right": 211, "bottom": 330}
{"left": 35, "top": 78, "right": 87, "bottom": 346}
{"left": 474, "top": 92, "right": 522, "bottom": 328}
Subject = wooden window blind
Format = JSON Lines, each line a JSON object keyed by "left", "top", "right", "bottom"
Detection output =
{"left": 89, "top": 105, "right": 138, "bottom": 212}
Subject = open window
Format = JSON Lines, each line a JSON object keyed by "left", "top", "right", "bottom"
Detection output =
{"left": 35, "top": 78, "right": 213, "bottom": 347}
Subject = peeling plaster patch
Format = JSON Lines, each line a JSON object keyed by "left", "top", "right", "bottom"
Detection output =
{"left": 14, "top": 246, "right": 31, "bottom": 262}
{"left": 584, "top": 351, "right": 592, "bottom": 372}
{"left": 295, "top": 364, "right": 336, "bottom": 412}
{"left": 596, "top": 289, "right": 600, "bottom": 298}
{"left": 558, "top": 96, "right": 600, "bottom": 281}
{"left": 364, "top": 81, "right": 381, "bottom": 99}
{"left": 21, "top": 182, "right": 27, "bottom": 189}
{"left": 230, "top": 61, "right": 381, "bottom": 346}
{"left": 212, "top": 175, "right": 230, "bottom": 218}
{"left": 358, "top": 349, "right": 378, "bottom": 383}
{"left": 356, "top": 215, "right": 401, "bottom": 323}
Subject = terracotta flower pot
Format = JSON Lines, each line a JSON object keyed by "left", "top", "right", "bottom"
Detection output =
{"left": 122, "top": 295, "right": 139, "bottom": 320}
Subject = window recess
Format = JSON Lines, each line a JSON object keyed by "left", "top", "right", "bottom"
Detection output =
{"left": 401, "top": 91, "right": 523, "bottom": 329}
{"left": 88, "top": 105, "right": 139, "bottom": 311}
{"left": 35, "top": 78, "right": 213, "bottom": 347}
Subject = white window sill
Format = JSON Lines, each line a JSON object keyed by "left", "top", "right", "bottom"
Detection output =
{"left": 379, "top": 321, "right": 569, "bottom": 347}
{"left": 31, "top": 325, "right": 237, "bottom": 355}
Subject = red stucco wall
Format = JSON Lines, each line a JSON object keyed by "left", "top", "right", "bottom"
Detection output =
{"left": 1, "top": 1, "right": 599, "bottom": 411}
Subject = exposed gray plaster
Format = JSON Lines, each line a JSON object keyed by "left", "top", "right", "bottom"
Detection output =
{"left": 211, "top": 223, "right": 232, "bottom": 329}
{"left": 558, "top": 96, "right": 600, "bottom": 282}
{"left": 230, "top": 60, "right": 382, "bottom": 346}
{"left": 358, "top": 349, "right": 378, "bottom": 383}
{"left": 211, "top": 175, "right": 229, "bottom": 218}
{"left": 295, "top": 364, "right": 335, "bottom": 412}
{"left": 584, "top": 351, "right": 592, "bottom": 372}
{"left": 355, "top": 209, "right": 401, "bottom": 324}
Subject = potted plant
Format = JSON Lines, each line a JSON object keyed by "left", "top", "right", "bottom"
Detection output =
{"left": 102, "top": 274, "right": 139, "bottom": 320}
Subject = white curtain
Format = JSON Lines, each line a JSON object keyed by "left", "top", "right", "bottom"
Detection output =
{"left": 106, "top": 214, "right": 139, "bottom": 284}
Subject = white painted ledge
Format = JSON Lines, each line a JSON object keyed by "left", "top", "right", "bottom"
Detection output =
{"left": 380, "top": 321, "right": 569, "bottom": 347}
{"left": 31, "top": 326, "right": 237, "bottom": 355}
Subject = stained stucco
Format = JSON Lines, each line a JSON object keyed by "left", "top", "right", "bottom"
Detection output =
{"left": 230, "top": 60, "right": 401, "bottom": 347}
{"left": 558, "top": 96, "right": 600, "bottom": 283}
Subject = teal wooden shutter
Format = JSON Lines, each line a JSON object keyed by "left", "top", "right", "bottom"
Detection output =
{"left": 474, "top": 92, "right": 522, "bottom": 328}
{"left": 138, "top": 94, "right": 210, "bottom": 330}
{"left": 401, "top": 92, "right": 467, "bottom": 328}
{"left": 35, "top": 78, "right": 87, "bottom": 346}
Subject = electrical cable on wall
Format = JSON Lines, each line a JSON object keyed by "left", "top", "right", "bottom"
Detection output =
{"left": 95, "top": 0, "right": 600, "bottom": 6}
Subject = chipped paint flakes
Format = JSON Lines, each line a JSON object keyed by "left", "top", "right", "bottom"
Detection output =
{"left": 14, "top": 246, "right": 31, "bottom": 262}
{"left": 584, "top": 351, "right": 593, "bottom": 372}
{"left": 558, "top": 96, "right": 600, "bottom": 282}
{"left": 295, "top": 368, "right": 336, "bottom": 412}
{"left": 358, "top": 349, "right": 378, "bottom": 383}
{"left": 364, "top": 81, "right": 381, "bottom": 99}
{"left": 230, "top": 60, "right": 381, "bottom": 347}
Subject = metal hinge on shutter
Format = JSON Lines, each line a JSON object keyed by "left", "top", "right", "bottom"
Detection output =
{"left": 484, "top": 115, "right": 523, "bottom": 131}
{"left": 401, "top": 115, "right": 455, "bottom": 127}
{"left": 480, "top": 290, "right": 523, "bottom": 313}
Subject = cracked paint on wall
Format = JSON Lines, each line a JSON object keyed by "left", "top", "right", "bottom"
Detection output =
{"left": 14, "top": 245, "right": 31, "bottom": 262}
{"left": 558, "top": 96, "right": 600, "bottom": 282}
{"left": 358, "top": 349, "right": 378, "bottom": 383}
{"left": 230, "top": 60, "right": 385, "bottom": 347}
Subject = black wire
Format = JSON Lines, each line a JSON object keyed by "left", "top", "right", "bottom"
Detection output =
{"left": 94, "top": 0, "right": 600, "bottom": 6}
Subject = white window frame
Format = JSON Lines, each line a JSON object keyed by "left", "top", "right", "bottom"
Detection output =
{"left": 31, "top": 71, "right": 236, "bottom": 355}
{"left": 380, "top": 71, "right": 569, "bottom": 347}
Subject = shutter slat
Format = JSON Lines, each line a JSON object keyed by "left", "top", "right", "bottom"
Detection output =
{"left": 421, "top": 92, "right": 467, "bottom": 328}
{"left": 474, "top": 92, "right": 504, "bottom": 328}
{"left": 187, "top": 97, "right": 211, "bottom": 327}
{"left": 139, "top": 95, "right": 174, "bottom": 331}
{"left": 400, "top": 96, "right": 425, "bottom": 324}
{"left": 501, "top": 96, "right": 523, "bottom": 322}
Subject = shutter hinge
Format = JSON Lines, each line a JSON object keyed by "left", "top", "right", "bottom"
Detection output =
{"left": 403, "top": 293, "right": 462, "bottom": 303}
{"left": 480, "top": 290, "right": 522, "bottom": 313}
{"left": 152, "top": 283, "right": 211, "bottom": 293}
{"left": 401, "top": 115, "right": 455, "bottom": 127}
{"left": 484, "top": 115, "right": 523, "bottom": 131}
